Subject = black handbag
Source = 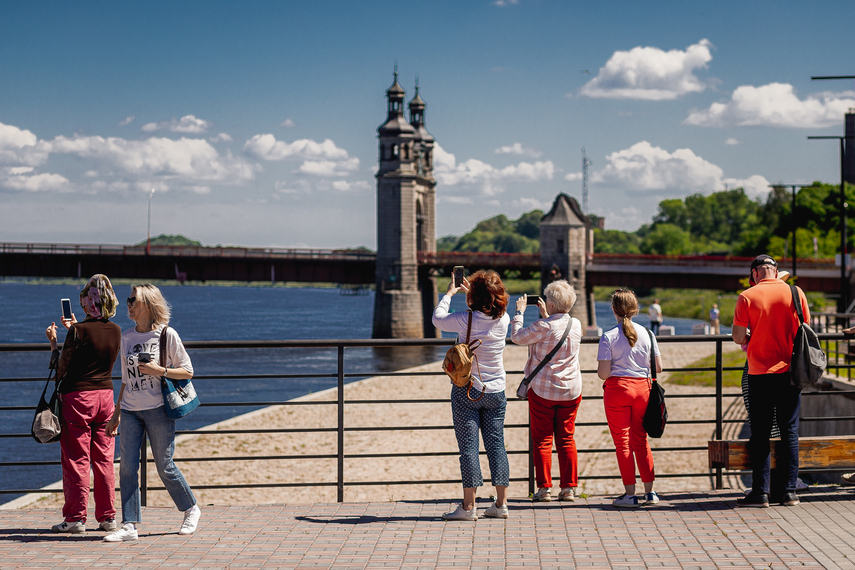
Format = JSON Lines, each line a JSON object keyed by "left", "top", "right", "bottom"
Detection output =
{"left": 642, "top": 329, "right": 667, "bottom": 438}
{"left": 31, "top": 352, "right": 63, "bottom": 444}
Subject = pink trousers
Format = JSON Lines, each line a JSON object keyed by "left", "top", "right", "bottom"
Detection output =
{"left": 60, "top": 389, "right": 116, "bottom": 523}
{"left": 603, "top": 377, "right": 655, "bottom": 486}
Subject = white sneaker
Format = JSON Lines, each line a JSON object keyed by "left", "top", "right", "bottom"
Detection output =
{"left": 612, "top": 494, "right": 640, "bottom": 508}
{"left": 558, "top": 488, "right": 575, "bottom": 501}
{"left": 179, "top": 505, "right": 201, "bottom": 535}
{"left": 51, "top": 520, "right": 85, "bottom": 534}
{"left": 532, "top": 487, "right": 552, "bottom": 502}
{"left": 103, "top": 524, "right": 138, "bottom": 542}
{"left": 442, "top": 504, "right": 477, "bottom": 521}
{"left": 99, "top": 519, "right": 117, "bottom": 532}
{"left": 842, "top": 473, "right": 855, "bottom": 486}
{"left": 483, "top": 501, "right": 509, "bottom": 519}
{"left": 643, "top": 491, "right": 660, "bottom": 505}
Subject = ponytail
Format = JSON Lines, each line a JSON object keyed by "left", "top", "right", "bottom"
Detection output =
{"left": 611, "top": 288, "right": 640, "bottom": 347}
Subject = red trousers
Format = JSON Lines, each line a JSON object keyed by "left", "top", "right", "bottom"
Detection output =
{"left": 603, "top": 377, "right": 655, "bottom": 486}
{"left": 528, "top": 390, "right": 582, "bottom": 489}
{"left": 59, "top": 390, "right": 116, "bottom": 523}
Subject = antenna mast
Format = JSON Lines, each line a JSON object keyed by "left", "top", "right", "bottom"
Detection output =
{"left": 581, "top": 148, "right": 591, "bottom": 213}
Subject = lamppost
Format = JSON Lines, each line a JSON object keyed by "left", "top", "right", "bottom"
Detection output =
{"left": 770, "top": 183, "right": 812, "bottom": 279}
{"left": 809, "top": 74, "right": 855, "bottom": 313}
{"left": 146, "top": 188, "right": 155, "bottom": 255}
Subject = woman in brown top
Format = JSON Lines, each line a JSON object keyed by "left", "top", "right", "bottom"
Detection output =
{"left": 45, "top": 274, "right": 122, "bottom": 534}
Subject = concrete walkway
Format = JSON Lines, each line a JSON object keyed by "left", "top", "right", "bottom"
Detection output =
{"left": 2, "top": 486, "right": 854, "bottom": 569}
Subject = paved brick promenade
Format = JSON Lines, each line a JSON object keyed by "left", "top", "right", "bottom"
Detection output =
{"left": 2, "top": 487, "right": 854, "bottom": 569}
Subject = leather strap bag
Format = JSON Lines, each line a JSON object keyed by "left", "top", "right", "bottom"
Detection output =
{"left": 516, "top": 315, "right": 574, "bottom": 400}
{"left": 642, "top": 328, "right": 667, "bottom": 438}
{"left": 32, "top": 353, "right": 63, "bottom": 444}
{"left": 159, "top": 327, "right": 200, "bottom": 419}
{"left": 442, "top": 311, "right": 485, "bottom": 402}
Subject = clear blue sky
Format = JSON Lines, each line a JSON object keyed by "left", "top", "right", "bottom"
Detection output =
{"left": 1, "top": 0, "right": 853, "bottom": 248}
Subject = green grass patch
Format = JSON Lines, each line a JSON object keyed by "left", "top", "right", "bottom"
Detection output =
{"left": 667, "top": 350, "right": 746, "bottom": 387}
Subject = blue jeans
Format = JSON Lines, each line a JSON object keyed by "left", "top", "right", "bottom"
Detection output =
{"left": 450, "top": 385, "right": 510, "bottom": 488}
{"left": 119, "top": 407, "right": 196, "bottom": 523}
{"left": 747, "top": 372, "right": 801, "bottom": 495}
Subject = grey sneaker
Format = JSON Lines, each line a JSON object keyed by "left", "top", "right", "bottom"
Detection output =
{"left": 842, "top": 473, "right": 855, "bottom": 486}
{"left": 483, "top": 501, "right": 509, "bottom": 519}
{"left": 442, "top": 504, "right": 477, "bottom": 521}
{"left": 99, "top": 519, "right": 117, "bottom": 532}
{"left": 643, "top": 491, "right": 660, "bottom": 505}
{"left": 51, "top": 520, "right": 85, "bottom": 534}
{"left": 179, "top": 505, "right": 201, "bottom": 535}
{"left": 612, "top": 494, "right": 640, "bottom": 508}
{"left": 558, "top": 488, "right": 575, "bottom": 501}
{"left": 103, "top": 523, "right": 138, "bottom": 542}
{"left": 532, "top": 487, "right": 552, "bottom": 502}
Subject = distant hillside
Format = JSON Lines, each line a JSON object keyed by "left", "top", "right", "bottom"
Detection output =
{"left": 438, "top": 210, "right": 542, "bottom": 253}
{"left": 134, "top": 234, "right": 202, "bottom": 247}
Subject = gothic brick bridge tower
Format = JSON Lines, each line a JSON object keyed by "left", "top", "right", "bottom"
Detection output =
{"left": 372, "top": 71, "right": 438, "bottom": 338}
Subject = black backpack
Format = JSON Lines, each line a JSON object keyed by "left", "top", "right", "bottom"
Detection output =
{"left": 790, "top": 285, "right": 826, "bottom": 390}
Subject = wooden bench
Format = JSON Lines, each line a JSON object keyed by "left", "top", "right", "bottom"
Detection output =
{"left": 709, "top": 435, "right": 855, "bottom": 470}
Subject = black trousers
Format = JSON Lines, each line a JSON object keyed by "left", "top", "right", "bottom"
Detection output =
{"left": 747, "top": 371, "right": 801, "bottom": 495}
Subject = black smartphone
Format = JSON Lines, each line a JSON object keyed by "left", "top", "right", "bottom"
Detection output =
{"left": 526, "top": 296, "right": 541, "bottom": 305}
{"left": 61, "top": 298, "right": 73, "bottom": 320}
{"left": 453, "top": 266, "right": 464, "bottom": 287}
{"left": 138, "top": 353, "right": 152, "bottom": 364}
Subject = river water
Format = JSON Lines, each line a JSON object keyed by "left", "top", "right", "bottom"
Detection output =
{"left": 0, "top": 282, "right": 719, "bottom": 505}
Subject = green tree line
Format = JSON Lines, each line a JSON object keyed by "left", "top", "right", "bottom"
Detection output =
{"left": 440, "top": 182, "right": 853, "bottom": 259}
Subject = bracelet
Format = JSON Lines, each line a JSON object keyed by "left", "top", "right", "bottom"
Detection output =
{"left": 163, "top": 367, "right": 168, "bottom": 378}
{"left": 514, "top": 310, "right": 523, "bottom": 316}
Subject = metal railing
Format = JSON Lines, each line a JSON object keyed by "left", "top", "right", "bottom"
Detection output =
{"left": 1, "top": 333, "right": 853, "bottom": 503}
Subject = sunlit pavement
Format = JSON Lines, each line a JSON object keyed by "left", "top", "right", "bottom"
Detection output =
{"left": 2, "top": 487, "right": 854, "bottom": 569}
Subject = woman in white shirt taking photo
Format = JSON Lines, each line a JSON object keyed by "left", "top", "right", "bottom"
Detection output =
{"left": 597, "top": 289, "right": 663, "bottom": 508}
{"left": 104, "top": 284, "right": 200, "bottom": 542}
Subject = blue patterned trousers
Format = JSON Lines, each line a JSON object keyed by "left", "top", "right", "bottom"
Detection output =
{"left": 450, "top": 384, "right": 510, "bottom": 488}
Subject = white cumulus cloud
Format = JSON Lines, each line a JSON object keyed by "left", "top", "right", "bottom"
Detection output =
{"left": 2, "top": 171, "right": 70, "bottom": 192}
{"left": 434, "top": 144, "right": 554, "bottom": 190}
{"left": 280, "top": 118, "right": 296, "bottom": 128}
{"left": 0, "top": 122, "right": 47, "bottom": 165}
{"left": 725, "top": 138, "right": 740, "bottom": 145}
{"left": 141, "top": 114, "right": 212, "bottom": 134}
{"left": 332, "top": 180, "right": 370, "bottom": 191}
{"left": 209, "top": 132, "right": 233, "bottom": 143}
{"left": 579, "top": 39, "right": 713, "bottom": 100}
{"left": 244, "top": 134, "right": 350, "bottom": 161}
{"left": 565, "top": 172, "right": 583, "bottom": 181}
{"left": 298, "top": 157, "right": 360, "bottom": 177}
{"left": 119, "top": 116, "right": 135, "bottom": 126}
{"left": 494, "top": 143, "right": 542, "bottom": 158}
{"left": 684, "top": 83, "right": 855, "bottom": 128}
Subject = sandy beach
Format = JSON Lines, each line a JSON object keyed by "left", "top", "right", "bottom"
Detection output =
{"left": 14, "top": 339, "right": 744, "bottom": 510}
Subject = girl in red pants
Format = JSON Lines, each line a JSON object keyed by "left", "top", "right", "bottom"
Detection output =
{"left": 597, "top": 289, "right": 663, "bottom": 508}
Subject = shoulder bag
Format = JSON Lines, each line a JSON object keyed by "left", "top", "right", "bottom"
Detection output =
{"left": 643, "top": 328, "right": 667, "bottom": 438}
{"left": 442, "top": 311, "right": 485, "bottom": 402}
{"left": 789, "top": 285, "right": 826, "bottom": 390}
{"left": 159, "top": 327, "right": 200, "bottom": 419}
{"left": 516, "top": 315, "right": 574, "bottom": 400}
{"left": 32, "top": 351, "right": 63, "bottom": 444}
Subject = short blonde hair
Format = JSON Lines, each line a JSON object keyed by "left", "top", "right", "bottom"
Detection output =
{"left": 131, "top": 283, "right": 171, "bottom": 328}
{"left": 544, "top": 280, "right": 577, "bottom": 313}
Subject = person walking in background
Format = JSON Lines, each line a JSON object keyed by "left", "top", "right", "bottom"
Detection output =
{"left": 732, "top": 255, "right": 808, "bottom": 508}
{"left": 104, "top": 284, "right": 200, "bottom": 541}
{"left": 648, "top": 299, "right": 663, "bottom": 335}
{"left": 511, "top": 281, "right": 583, "bottom": 503}
{"left": 45, "top": 275, "right": 122, "bottom": 535}
{"left": 597, "top": 289, "right": 663, "bottom": 508}
{"left": 709, "top": 303, "right": 721, "bottom": 334}
{"left": 433, "top": 270, "right": 511, "bottom": 521}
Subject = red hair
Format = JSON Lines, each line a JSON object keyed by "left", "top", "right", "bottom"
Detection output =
{"left": 466, "top": 270, "right": 509, "bottom": 319}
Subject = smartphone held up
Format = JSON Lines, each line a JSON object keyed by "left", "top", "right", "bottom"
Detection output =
{"left": 61, "top": 299, "right": 73, "bottom": 320}
{"left": 452, "top": 266, "right": 464, "bottom": 288}
{"left": 526, "top": 295, "right": 541, "bottom": 306}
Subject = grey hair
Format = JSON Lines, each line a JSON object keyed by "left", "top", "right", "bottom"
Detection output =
{"left": 131, "top": 283, "right": 171, "bottom": 328}
{"left": 544, "top": 280, "right": 577, "bottom": 313}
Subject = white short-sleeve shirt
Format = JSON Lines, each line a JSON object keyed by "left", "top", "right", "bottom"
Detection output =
{"left": 597, "top": 321, "right": 660, "bottom": 378}
{"left": 120, "top": 325, "right": 194, "bottom": 411}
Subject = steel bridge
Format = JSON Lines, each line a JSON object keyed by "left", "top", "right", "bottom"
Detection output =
{"left": 0, "top": 242, "right": 843, "bottom": 293}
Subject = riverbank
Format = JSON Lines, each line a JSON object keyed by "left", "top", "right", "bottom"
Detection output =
{"left": 13, "top": 339, "right": 743, "bottom": 510}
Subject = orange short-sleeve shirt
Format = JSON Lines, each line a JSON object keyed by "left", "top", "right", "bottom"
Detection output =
{"left": 733, "top": 278, "right": 810, "bottom": 375}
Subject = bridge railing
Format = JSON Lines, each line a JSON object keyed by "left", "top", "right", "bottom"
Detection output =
{"left": 0, "top": 334, "right": 852, "bottom": 504}
{"left": 0, "top": 242, "right": 376, "bottom": 261}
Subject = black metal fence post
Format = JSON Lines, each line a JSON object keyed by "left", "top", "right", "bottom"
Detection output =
{"left": 140, "top": 430, "right": 147, "bottom": 506}
{"left": 715, "top": 340, "right": 723, "bottom": 490}
{"left": 337, "top": 345, "right": 344, "bottom": 503}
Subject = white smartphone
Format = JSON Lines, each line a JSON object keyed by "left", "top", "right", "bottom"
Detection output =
{"left": 61, "top": 298, "right": 73, "bottom": 320}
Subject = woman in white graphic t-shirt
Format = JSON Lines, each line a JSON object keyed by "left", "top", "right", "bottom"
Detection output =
{"left": 103, "top": 284, "right": 200, "bottom": 542}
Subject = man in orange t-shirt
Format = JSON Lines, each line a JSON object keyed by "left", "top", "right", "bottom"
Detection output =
{"left": 732, "top": 254, "right": 808, "bottom": 508}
